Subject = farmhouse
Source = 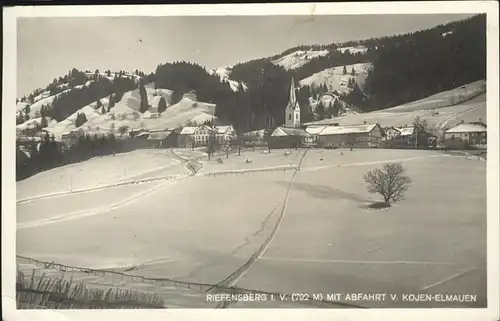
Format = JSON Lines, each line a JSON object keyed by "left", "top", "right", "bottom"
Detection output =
{"left": 179, "top": 125, "right": 235, "bottom": 147}
{"left": 384, "top": 126, "right": 401, "bottom": 140}
{"left": 305, "top": 125, "right": 328, "bottom": 145}
{"left": 317, "top": 123, "right": 383, "bottom": 148}
{"left": 269, "top": 127, "right": 311, "bottom": 149}
{"left": 147, "top": 130, "right": 179, "bottom": 148}
{"left": 444, "top": 122, "right": 487, "bottom": 149}
{"left": 213, "top": 125, "right": 236, "bottom": 144}
{"left": 179, "top": 126, "right": 197, "bottom": 147}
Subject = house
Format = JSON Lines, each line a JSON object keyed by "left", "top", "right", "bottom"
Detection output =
{"left": 396, "top": 126, "right": 415, "bottom": 138}
{"left": 193, "top": 125, "right": 215, "bottom": 146}
{"left": 305, "top": 125, "right": 328, "bottom": 145}
{"left": 384, "top": 126, "right": 401, "bottom": 140}
{"left": 179, "top": 126, "right": 198, "bottom": 147}
{"left": 179, "top": 125, "right": 235, "bottom": 147}
{"left": 444, "top": 122, "right": 487, "bottom": 149}
{"left": 59, "top": 130, "right": 83, "bottom": 147}
{"left": 213, "top": 125, "right": 236, "bottom": 145}
{"left": 269, "top": 127, "right": 311, "bottom": 149}
{"left": 129, "top": 128, "right": 150, "bottom": 138}
{"left": 317, "top": 123, "right": 384, "bottom": 148}
{"left": 147, "top": 130, "right": 179, "bottom": 148}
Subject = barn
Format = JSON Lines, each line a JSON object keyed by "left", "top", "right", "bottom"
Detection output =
{"left": 305, "top": 125, "right": 328, "bottom": 145}
{"left": 268, "top": 127, "right": 310, "bottom": 149}
{"left": 317, "top": 123, "right": 383, "bottom": 148}
{"left": 444, "top": 122, "right": 487, "bottom": 149}
{"left": 147, "top": 130, "right": 179, "bottom": 148}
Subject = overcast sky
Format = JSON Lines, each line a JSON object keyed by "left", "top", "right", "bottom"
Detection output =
{"left": 17, "top": 14, "right": 475, "bottom": 97}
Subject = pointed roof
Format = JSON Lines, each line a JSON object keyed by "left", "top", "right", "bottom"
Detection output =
{"left": 272, "top": 127, "right": 310, "bottom": 137}
{"left": 286, "top": 77, "right": 299, "bottom": 111}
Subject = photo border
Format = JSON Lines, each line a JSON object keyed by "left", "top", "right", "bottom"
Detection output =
{"left": 2, "top": 2, "right": 499, "bottom": 321}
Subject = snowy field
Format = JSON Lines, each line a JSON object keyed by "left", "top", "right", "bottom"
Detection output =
{"left": 17, "top": 170, "right": 294, "bottom": 284}
{"left": 16, "top": 149, "right": 186, "bottom": 200}
{"left": 236, "top": 149, "right": 486, "bottom": 308}
{"left": 16, "top": 148, "right": 486, "bottom": 308}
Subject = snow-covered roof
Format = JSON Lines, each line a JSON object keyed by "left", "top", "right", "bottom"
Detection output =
{"left": 136, "top": 132, "right": 150, "bottom": 138}
{"left": 180, "top": 126, "right": 198, "bottom": 135}
{"left": 396, "top": 126, "right": 415, "bottom": 136}
{"left": 271, "top": 127, "right": 311, "bottom": 137}
{"left": 243, "top": 129, "right": 267, "bottom": 137}
{"left": 305, "top": 126, "right": 328, "bottom": 135}
{"left": 446, "top": 123, "right": 487, "bottom": 134}
{"left": 318, "top": 123, "right": 379, "bottom": 136}
{"left": 148, "top": 130, "right": 173, "bottom": 140}
{"left": 214, "top": 125, "right": 234, "bottom": 134}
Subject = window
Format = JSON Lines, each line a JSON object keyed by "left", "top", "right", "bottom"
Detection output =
{"left": 289, "top": 114, "right": 292, "bottom": 120}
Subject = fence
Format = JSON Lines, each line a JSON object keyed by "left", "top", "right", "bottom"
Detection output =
{"left": 17, "top": 254, "right": 364, "bottom": 309}
{"left": 16, "top": 267, "right": 165, "bottom": 309}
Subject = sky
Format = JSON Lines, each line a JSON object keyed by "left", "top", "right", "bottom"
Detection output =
{"left": 17, "top": 14, "right": 475, "bottom": 97}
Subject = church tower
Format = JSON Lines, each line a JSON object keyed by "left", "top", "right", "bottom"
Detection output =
{"left": 285, "top": 77, "right": 301, "bottom": 128}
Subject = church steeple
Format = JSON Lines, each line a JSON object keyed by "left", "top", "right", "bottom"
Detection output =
{"left": 285, "top": 77, "right": 300, "bottom": 128}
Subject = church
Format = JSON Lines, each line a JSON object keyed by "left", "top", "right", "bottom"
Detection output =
{"left": 285, "top": 77, "right": 301, "bottom": 128}
{"left": 269, "top": 78, "right": 311, "bottom": 149}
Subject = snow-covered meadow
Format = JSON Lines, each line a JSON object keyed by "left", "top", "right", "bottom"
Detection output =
{"left": 16, "top": 149, "right": 186, "bottom": 200}
{"left": 16, "top": 147, "right": 486, "bottom": 307}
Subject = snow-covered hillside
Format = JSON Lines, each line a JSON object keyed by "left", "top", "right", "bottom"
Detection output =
{"left": 299, "top": 63, "right": 372, "bottom": 94}
{"left": 336, "top": 45, "right": 368, "bottom": 55}
{"left": 16, "top": 117, "right": 58, "bottom": 132}
{"left": 211, "top": 66, "right": 248, "bottom": 92}
{"left": 39, "top": 86, "right": 217, "bottom": 140}
{"left": 21, "top": 89, "right": 72, "bottom": 118}
{"left": 309, "top": 93, "right": 359, "bottom": 117}
{"left": 271, "top": 50, "right": 329, "bottom": 70}
{"left": 304, "top": 80, "right": 486, "bottom": 131}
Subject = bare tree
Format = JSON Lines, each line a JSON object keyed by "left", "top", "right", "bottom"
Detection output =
{"left": 363, "top": 163, "right": 412, "bottom": 206}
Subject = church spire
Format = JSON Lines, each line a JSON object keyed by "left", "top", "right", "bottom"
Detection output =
{"left": 288, "top": 77, "right": 297, "bottom": 110}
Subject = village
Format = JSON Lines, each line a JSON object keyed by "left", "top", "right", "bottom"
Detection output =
{"left": 16, "top": 77, "right": 487, "bottom": 165}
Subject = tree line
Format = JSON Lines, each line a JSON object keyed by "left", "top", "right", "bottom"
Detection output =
{"left": 16, "top": 133, "right": 131, "bottom": 181}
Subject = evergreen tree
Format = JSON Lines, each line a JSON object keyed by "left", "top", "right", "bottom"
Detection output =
{"left": 96, "top": 100, "right": 102, "bottom": 109}
{"left": 158, "top": 97, "right": 167, "bottom": 114}
{"left": 316, "top": 101, "right": 326, "bottom": 120}
{"left": 40, "top": 116, "right": 48, "bottom": 128}
{"left": 101, "top": 106, "right": 106, "bottom": 114}
{"left": 343, "top": 65, "right": 348, "bottom": 75}
{"left": 75, "top": 113, "right": 88, "bottom": 127}
{"left": 139, "top": 82, "right": 149, "bottom": 113}
{"left": 332, "top": 98, "right": 342, "bottom": 117}
{"left": 351, "top": 66, "right": 356, "bottom": 76}
{"left": 108, "top": 94, "right": 115, "bottom": 111}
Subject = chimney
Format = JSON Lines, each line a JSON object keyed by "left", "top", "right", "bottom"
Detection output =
{"left": 364, "top": 120, "right": 367, "bottom": 125}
